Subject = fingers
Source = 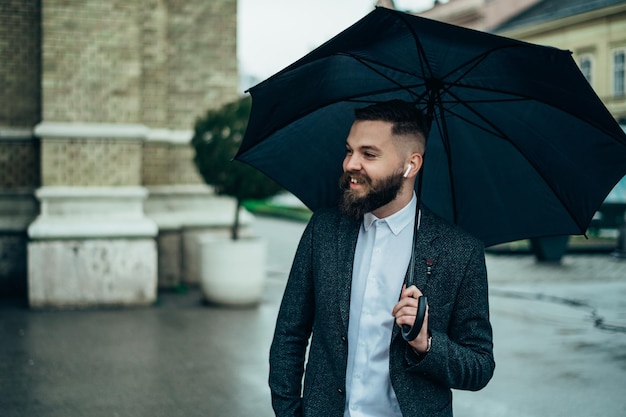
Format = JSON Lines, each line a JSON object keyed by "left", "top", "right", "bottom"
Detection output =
{"left": 391, "top": 296, "right": 414, "bottom": 317}
{"left": 402, "top": 285, "right": 423, "bottom": 300}
{"left": 392, "top": 285, "right": 422, "bottom": 316}
{"left": 393, "top": 286, "right": 429, "bottom": 341}
{"left": 392, "top": 286, "right": 423, "bottom": 316}
{"left": 398, "top": 304, "right": 430, "bottom": 351}
{"left": 394, "top": 304, "right": 428, "bottom": 326}
{"left": 408, "top": 306, "right": 430, "bottom": 352}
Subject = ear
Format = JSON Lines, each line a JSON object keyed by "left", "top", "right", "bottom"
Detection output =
{"left": 405, "top": 152, "right": 423, "bottom": 179}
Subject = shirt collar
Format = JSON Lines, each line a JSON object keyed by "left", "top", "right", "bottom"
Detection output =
{"left": 363, "top": 193, "right": 417, "bottom": 235}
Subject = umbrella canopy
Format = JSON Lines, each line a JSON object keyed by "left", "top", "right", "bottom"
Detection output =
{"left": 235, "top": 7, "right": 626, "bottom": 247}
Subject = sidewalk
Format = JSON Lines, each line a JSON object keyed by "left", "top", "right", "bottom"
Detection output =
{"left": 462, "top": 252, "right": 626, "bottom": 417}
{"left": 1, "top": 216, "right": 625, "bottom": 417}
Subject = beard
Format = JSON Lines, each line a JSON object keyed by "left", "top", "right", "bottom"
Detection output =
{"left": 339, "top": 169, "right": 404, "bottom": 219}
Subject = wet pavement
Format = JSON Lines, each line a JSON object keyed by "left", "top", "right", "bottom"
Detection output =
{"left": 1, "top": 216, "right": 626, "bottom": 417}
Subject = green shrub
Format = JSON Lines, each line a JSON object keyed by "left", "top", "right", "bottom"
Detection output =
{"left": 191, "top": 96, "right": 283, "bottom": 239}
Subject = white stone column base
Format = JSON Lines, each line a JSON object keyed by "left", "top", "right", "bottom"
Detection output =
{"left": 28, "top": 239, "right": 157, "bottom": 309}
{"left": 27, "top": 186, "right": 158, "bottom": 308}
{"left": 28, "top": 186, "right": 158, "bottom": 239}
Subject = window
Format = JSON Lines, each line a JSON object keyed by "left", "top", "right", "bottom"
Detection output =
{"left": 614, "top": 49, "right": 626, "bottom": 96}
{"left": 578, "top": 54, "right": 593, "bottom": 85}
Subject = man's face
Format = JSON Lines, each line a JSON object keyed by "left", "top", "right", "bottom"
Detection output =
{"left": 340, "top": 120, "right": 405, "bottom": 218}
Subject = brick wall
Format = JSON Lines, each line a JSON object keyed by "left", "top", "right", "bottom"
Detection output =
{"left": 0, "top": 140, "right": 40, "bottom": 188}
{"left": 142, "top": 142, "right": 204, "bottom": 186}
{"left": 39, "top": 0, "right": 239, "bottom": 186}
{"left": 165, "top": 0, "right": 239, "bottom": 129}
{"left": 42, "top": 0, "right": 142, "bottom": 123}
{"left": 142, "top": 142, "right": 171, "bottom": 185}
{"left": 139, "top": 0, "right": 239, "bottom": 130}
{"left": 41, "top": 138, "right": 142, "bottom": 186}
{"left": 139, "top": 0, "right": 239, "bottom": 186}
{"left": 140, "top": 0, "right": 169, "bottom": 128}
{"left": 0, "top": 0, "right": 41, "bottom": 127}
{"left": 2, "top": 0, "right": 240, "bottom": 136}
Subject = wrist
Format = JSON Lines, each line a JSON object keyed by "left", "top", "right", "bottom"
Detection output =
{"left": 412, "top": 335, "right": 432, "bottom": 355}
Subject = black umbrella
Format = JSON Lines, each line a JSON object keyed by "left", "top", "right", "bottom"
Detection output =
{"left": 236, "top": 7, "right": 626, "bottom": 247}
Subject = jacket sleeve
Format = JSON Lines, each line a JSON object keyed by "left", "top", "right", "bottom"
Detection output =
{"left": 268, "top": 215, "right": 317, "bottom": 417}
{"left": 406, "top": 240, "right": 495, "bottom": 391}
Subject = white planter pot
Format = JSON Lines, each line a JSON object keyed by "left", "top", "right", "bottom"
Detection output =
{"left": 199, "top": 236, "right": 267, "bottom": 306}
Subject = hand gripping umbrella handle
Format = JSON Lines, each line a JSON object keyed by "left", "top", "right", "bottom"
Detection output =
{"left": 401, "top": 296, "right": 427, "bottom": 342}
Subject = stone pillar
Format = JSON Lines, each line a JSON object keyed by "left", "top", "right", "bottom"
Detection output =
{"left": 0, "top": 0, "right": 41, "bottom": 298}
{"left": 25, "top": 0, "right": 153, "bottom": 308}
{"left": 28, "top": 123, "right": 158, "bottom": 308}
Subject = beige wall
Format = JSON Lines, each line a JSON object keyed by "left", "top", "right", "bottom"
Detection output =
{"left": 497, "top": 3, "right": 626, "bottom": 121}
{"left": 41, "top": 0, "right": 239, "bottom": 129}
{"left": 42, "top": 1, "right": 142, "bottom": 124}
{"left": 0, "top": 0, "right": 41, "bottom": 128}
{"left": 36, "top": 0, "right": 238, "bottom": 187}
{"left": 164, "top": 0, "right": 239, "bottom": 130}
{"left": 142, "top": 141, "right": 204, "bottom": 186}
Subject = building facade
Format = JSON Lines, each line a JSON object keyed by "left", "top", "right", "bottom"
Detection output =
{"left": 495, "top": 0, "right": 626, "bottom": 125}
{"left": 0, "top": 0, "right": 240, "bottom": 307}
{"left": 418, "top": 0, "right": 542, "bottom": 31}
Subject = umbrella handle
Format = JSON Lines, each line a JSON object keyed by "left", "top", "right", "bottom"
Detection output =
{"left": 401, "top": 296, "right": 427, "bottom": 342}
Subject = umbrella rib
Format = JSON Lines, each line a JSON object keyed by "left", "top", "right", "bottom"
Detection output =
{"left": 394, "top": 11, "right": 434, "bottom": 79}
{"left": 441, "top": 106, "right": 509, "bottom": 139}
{"left": 439, "top": 44, "right": 525, "bottom": 88}
{"left": 392, "top": 10, "right": 525, "bottom": 88}
{"left": 449, "top": 81, "right": 624, "bottom": 143}
{"left": 386, "top": 22, "right": 533, "bottom": 107}
{"left": 341, "top": 53, "right": 423, "bottom": 81}
{"left": 345, "top": 53, "right": 426, "bottom": 103}
{"left": 340, "top": 52, "right": 573, "bottom": 119}
{"left": 444, "top": 88, "right": 589, "bottom": 233}
{"left": 361, "top": 45, "right": 609, "bottom": 141}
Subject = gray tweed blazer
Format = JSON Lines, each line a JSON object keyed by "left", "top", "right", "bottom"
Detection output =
{"left": 269, "top": 206, "right": 495, "bottom": 417}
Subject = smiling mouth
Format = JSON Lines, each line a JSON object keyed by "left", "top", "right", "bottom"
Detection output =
{"left": 341, "top": 172, "right": 369, "bottom": 191}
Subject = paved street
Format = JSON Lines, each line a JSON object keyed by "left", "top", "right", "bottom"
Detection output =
{"left": 1, "top": 216, "right": 625, "bottom": 417}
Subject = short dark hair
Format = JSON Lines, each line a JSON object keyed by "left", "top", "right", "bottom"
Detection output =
{"left": 354, "top": 100, "right": 430, "bottom": 140}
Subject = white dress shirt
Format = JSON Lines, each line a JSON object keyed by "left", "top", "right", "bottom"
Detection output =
{"left": 344, "top": 194, "right": 418, "bottom": 417}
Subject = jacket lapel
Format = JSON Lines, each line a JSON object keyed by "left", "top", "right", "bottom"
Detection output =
{"left": 336, "top": 214, "right": 360, "bottom": 334}
{"left": 409, "top": 207, "right": 441, "bottom": 290}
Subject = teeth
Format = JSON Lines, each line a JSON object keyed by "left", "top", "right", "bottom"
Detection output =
{"left": 351, "top": 178, "right": 358, "bottom": 184}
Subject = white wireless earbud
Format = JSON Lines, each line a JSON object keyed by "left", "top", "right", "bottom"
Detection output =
{"left": 403, "top": 163, "right": 412, "bottom": 178}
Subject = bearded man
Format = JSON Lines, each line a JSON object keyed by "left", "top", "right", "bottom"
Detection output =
{"left": 269, "top": 100, "right": 495, "bottom": 417}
